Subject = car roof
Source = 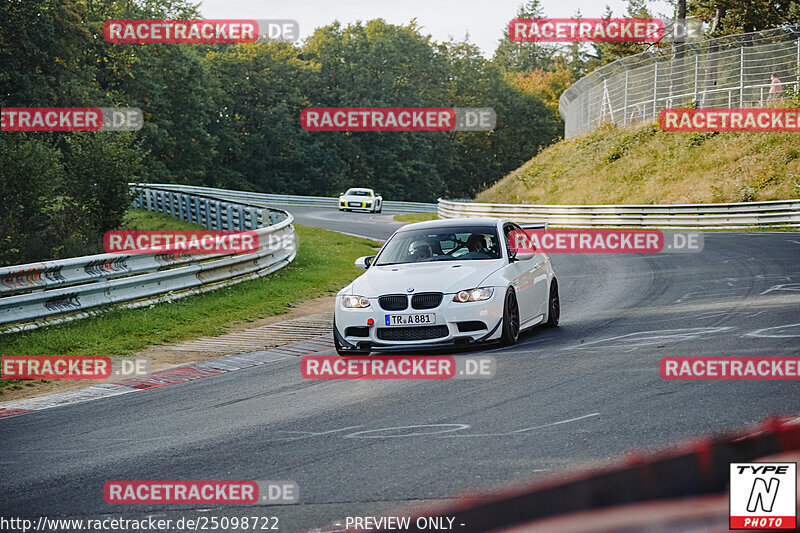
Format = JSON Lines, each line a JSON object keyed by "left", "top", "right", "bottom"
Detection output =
{"left": 345, "top": 187, "right": 373, "bottom": 192}
{"left": 397, "top": 217, "right": 506, "bottom": 232}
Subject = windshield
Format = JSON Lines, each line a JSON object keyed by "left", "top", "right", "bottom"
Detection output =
{"left": 374, "top": 226, "right": 502, "bottom": 265}
{"left": 345, "top": 189, "right": 372, "bottom": 196}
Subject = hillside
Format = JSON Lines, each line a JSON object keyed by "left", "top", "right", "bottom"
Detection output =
{"left": 476, "top": 122, "right": 800, "bottom": 205}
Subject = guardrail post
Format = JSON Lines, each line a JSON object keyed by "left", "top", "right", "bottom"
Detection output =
{"left": 225, "top": 203, "right": 233, "bottom": 231}
{"left": 236, "top": 205, "right": 244, "bottom": 231}
{"left": 213, "top": 201, "right": 222, "bottom": 230}
{"left": 202, "top": 199, "right": 211, "bottom": 229}
{"left": 178, "top": 194, "right": 186, "bottom": 222}
{"left": 191, "top": 197, "right": 199, "bottom": 225}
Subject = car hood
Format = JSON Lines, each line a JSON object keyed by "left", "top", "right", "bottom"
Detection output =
{"left": 350, "top": 260, "right": 504, "bottom": 296}
{"left": 340, "top": 195, "right": 375, "bottom": 201}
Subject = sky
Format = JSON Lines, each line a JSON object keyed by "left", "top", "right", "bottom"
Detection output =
{"left": 198, "top": 0, "right": 676, "bottom": 57}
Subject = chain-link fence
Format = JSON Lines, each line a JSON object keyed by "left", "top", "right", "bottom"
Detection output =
{"left": 559, "top": 26, "right": 800, "bottom": 138}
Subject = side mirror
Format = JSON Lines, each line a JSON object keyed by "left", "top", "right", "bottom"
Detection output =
{"left": 355, "top": 256, "right": 374, "bottom": 269}
{"left": 514, "top": 252, "right": 535, "bottom": 261}
{"left": 339, "top": 192, "right": 344, "bottom": 196}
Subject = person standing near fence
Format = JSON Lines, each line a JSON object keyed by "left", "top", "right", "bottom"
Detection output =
{"left": 768, "top": 73, "right": 783, "bottom": 101}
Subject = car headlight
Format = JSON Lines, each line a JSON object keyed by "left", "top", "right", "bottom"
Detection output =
{"left": 453, "top": 287, "right": 494, "bottom": 303}
{"left": 343, "top": 295, "right": 371, "bottom": 308}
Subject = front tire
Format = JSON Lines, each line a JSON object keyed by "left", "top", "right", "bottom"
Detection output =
{"left": 545, "top": 278, "right": 560, "bottom": 327}
{"left": 500, "top": 288, "right": 520, "bottom": 346}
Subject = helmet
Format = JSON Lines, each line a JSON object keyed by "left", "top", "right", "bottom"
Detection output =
{"left": 409, "top": 240, "right": 433, "bottom": 260}
{"left": 466, "top": 234, "right": 486, "bottom": 252}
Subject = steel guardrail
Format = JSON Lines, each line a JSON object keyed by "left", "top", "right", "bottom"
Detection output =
{"left": 438, "top": 198, "right": 800, "bottom": 228}
{"left": 0, "top": 187, "right": 297, "bottom": 331}
{"left": 138, "top": 183, "right": 438, "bottom": 214}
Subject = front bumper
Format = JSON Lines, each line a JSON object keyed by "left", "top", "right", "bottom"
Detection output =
{"left": 334, "top": 292, "right": 504, "bottom": 352}
{"left": 339, "top": 201, "right": 373, "bottom": 210}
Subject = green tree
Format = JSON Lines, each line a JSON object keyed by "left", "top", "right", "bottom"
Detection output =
{"left": 203, "top": 43, "right": 338, "bottom": 194}
{"left": 493, "top": 0, "right": 556, "bottom": 73}
{"left": 687, "top": 0, "right": 800, "bottom": 35}
{"left": 591, "top": 2, "right": 656, "bottom": 67}
{"left": 58, "top": 132, "right": 142, "bottom": 257}
{"left": 0, "top": 0, "right": 96, "bottom": 107}
{"left": 0, "top": 135, "right": 63, "bottom": 265}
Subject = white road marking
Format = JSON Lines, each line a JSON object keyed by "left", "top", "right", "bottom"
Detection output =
{"left": 440, "top": 413, "right": 600, "bottom": 438}
{"left": 564, "top": 327, "right": 734, "bottom": 351}
{"left": 345, "top": 424, "right": 472, "bottom": 439}
{"left": 760, "top": 283, "right": 800, "bottom": 295}
{"left": 744, "top": 322, "right": 800, "bottom": 338}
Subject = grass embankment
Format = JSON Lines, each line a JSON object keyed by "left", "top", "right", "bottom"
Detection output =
{"left": 0, "top": 211, "right": 381, "bottom": 393}
{"left": 477, "top": 122, "right": 800, "bottom": 205}
{"left": 393, "top": 213, "right": 438, "bottom": 223}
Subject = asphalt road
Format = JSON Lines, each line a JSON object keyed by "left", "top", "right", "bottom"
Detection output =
{"left": 1, "top": 210, "right": 799, "bottom": 532}
{"left": 284, "top": 205, "right": 406, "bottom": 240}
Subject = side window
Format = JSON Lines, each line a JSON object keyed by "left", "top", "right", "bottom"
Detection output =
{"left": 503, "top": 224, "right": 515, "bottom": 258}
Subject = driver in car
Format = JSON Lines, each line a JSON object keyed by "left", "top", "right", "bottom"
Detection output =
{"left": 466, "top": 234, "right": 487, "bottom": 253}
{"left": 409, "top": 240, "right": 433, "bottom": 261}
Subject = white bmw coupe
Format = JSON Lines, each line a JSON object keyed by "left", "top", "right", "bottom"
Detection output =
{"left": 333, "top": 218, "right": 559, "bottom": 355}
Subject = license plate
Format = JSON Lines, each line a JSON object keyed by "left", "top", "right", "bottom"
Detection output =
{"left": 385, "top": 313, "right": 435, "bottom": 326}
{"left": 350, "top": 202, "right": 362, "bottom": 207}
